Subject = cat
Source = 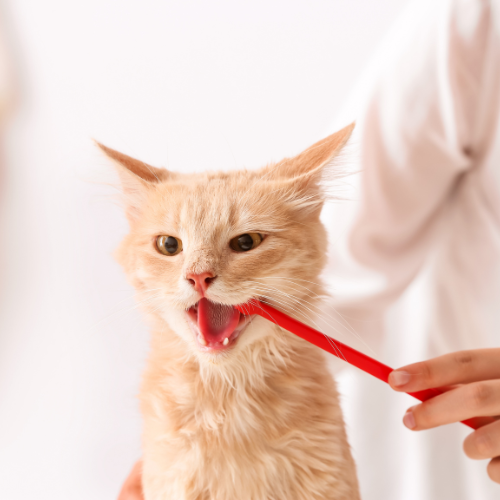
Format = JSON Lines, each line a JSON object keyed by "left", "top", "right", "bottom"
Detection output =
{"left": 99, "top": 123, "right": 360, "bottom": 500}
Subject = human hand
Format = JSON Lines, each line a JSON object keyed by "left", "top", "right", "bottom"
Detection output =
{"left": 389, "top": 349, "right": 500, "bottom": 483}
{"left": 117, "top": 460, "right": 144, "bottom": 500}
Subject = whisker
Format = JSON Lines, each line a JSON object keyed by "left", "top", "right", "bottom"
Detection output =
{"left": 86, "top": 292, "right": 164, "bottom": 334}
{"left": 244, "top": 287, "right": 347, "bottom": 362}
{"left": 246, "top": 279, "right": 376, "bottom": 356}
{"left": 243, "top": 285, "right": 344, "bottom": 354}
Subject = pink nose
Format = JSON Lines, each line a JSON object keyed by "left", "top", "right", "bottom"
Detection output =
{"left": 186, "top": 271, "right": 217, "bottom": 294}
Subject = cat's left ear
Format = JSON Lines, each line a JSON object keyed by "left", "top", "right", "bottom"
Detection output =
{"left": 96, "top": 142, "right": 169, "bottom": 222}
{"left": 271, "top": 122, "right": 354, "bottom": 183}
{"left": 264, "top": 122, "right": 354, "bottom": 216}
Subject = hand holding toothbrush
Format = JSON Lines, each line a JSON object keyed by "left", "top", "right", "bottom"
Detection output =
{"left": 390, "top": 349, "right": 500, "bottom": 484}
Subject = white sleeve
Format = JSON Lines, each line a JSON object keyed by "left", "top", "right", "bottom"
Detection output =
{"left": 323, "top": 0, "right": 498, "bottom": 353}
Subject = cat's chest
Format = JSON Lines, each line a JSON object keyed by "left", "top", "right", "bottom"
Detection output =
{"left": 171, "top": 385, "right": 269, "bottom": 437}
{"left": 157, "top": 370, "right": 300, "bottom": 445}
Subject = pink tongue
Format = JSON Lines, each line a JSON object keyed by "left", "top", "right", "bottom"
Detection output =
{"left": 197, "top": 298, "right": 240, "bottom": 344}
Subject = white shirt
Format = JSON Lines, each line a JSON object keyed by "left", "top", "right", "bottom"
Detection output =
{"left": 322, "top": 0, "right": 500, "bottom": 498}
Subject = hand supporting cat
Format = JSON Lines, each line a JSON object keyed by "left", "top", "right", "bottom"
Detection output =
{"left": 101, "top": 124, "right": 360, "bottom": 500}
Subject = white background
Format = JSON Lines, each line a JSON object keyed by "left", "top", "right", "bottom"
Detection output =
{"left": 0, "top": 1, "right": 409, "bottom": 498}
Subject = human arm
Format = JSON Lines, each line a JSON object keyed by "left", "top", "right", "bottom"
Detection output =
{"left": 325, "top": 0, "right": 500, "bottom": 356}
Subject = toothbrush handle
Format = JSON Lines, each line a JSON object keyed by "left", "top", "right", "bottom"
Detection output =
{"left": 236, "top": 300, "right": 495, "bottom": 430}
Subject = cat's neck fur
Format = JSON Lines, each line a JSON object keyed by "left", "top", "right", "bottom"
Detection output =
{"left": 141, "top": 311, "right": 328, "bottom": 422}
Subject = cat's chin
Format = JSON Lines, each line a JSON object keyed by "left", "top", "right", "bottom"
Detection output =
{"left": 185, "top": 300, "right": 254, "bottom": 353}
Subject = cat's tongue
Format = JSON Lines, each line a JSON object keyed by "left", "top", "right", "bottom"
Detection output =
{"left": 197, "top": 298, "right": 240, "bottom": 345}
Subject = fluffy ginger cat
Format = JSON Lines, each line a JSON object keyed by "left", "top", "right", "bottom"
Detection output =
{"left": 99, "top": 123, "right": 360, "bottom": 500}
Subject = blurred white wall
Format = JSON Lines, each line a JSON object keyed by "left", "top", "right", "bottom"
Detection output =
{"left": 0, "top": 1, "right": 409, "bottom": 498}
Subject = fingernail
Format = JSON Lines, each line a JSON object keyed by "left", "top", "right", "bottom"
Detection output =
{"left": 390, "top": 370, "right": 411, "bottom": 388}
{"left": 403, "top": 410, "right": 416, "bottom": 429}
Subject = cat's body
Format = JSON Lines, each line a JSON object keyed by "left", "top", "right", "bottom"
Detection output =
{"left": 140, "top": 315, "right": 358, "bottom": 500}
{"left": 101, "top": 124, "right": 360, "bottom": 500}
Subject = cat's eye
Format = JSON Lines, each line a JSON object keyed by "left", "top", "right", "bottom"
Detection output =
{"left": 156, "top": 235, "right": 183, "bottom": 256}
{"left": 230, "top": 233, "right": 263, "bottom": 252}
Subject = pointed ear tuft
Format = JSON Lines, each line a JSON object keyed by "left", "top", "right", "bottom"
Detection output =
{"left": 261, "top": 123, "right": 354, "bottom": 218}
{"left": 96, "top": 141, "right": 169, "bottom": 223}
{"left": 95, "top": 141, "right": 167, "bottom": 183}
{"left": 272, "top": 122, "right": 354, "bottom": 181}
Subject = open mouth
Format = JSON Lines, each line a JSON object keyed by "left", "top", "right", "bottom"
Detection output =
{"left": 186, "top": 298, "right": 251, "bottom": 351}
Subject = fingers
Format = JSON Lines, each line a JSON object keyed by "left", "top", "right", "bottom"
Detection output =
{"left": 392, "top": 349, "right": 500, "bottom": 486}
{"left": 118, "top": 460, "right": 144, "bottom": 500}
{"left": 487, "top": 457, "right": 500, "bottom": 484}
{"left": 463, "top": 421, "right": 500, "bottom": 484}
{"left": 389, "top": 349, "right": 500, "bottom": 392}
{"left": 464, "top": 419, "right": 500, "bottom": 460}
{"left": 401, "top": 381, "right": 500, "bottom": 430}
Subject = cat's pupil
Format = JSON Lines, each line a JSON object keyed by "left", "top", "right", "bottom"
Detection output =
{"left": 238, "top": 234, "right": 254, "bottom": 251}
{"left": 164, "top": 236, "right": 179, "bottom": 254}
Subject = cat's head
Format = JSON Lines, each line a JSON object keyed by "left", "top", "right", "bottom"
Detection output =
{"left": 100, "top": 124, "right": 352, "bottom": 364}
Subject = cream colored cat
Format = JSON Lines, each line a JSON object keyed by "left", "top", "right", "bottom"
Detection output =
{"left": 100, "top": 123, "right": 360, "bottom": 500}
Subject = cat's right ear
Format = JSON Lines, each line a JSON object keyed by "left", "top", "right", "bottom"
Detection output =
{"left": 96, "top": 142, "right": 168, "bottom": 223}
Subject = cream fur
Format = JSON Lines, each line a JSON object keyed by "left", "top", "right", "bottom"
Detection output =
{"left": 101, "top": 124, "right": 360, "bottom": 500}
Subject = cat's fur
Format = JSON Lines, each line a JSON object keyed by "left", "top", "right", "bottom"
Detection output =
{"left": 100, "top": 124, "right": 360, "bottom": 500}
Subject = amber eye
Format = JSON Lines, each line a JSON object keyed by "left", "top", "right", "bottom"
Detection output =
{"left": 230, "top": 233, "right": 263, "bottom": 252}
{"left": 156, "top": 235, "right": 183, "bottom": 256}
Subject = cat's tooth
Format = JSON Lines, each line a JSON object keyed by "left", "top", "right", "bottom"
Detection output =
{"left": 223, "top": 337, "right": 229, "bottom": 346}
{"left": 199, "top": 336, "right": 207, "bottom": 346}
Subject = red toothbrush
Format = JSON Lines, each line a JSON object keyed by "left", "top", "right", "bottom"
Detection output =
{"left": 236, "top": 300, "right": 494, "bottom": 430}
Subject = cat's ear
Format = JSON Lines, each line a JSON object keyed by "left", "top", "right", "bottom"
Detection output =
{"left": 96, "top": 142, "right": 168, "bottom": 222}
{"left": 265, "top": 123, "right": 354, "bottom": 216}
{"left": 271, "top": 123, "right": 354, "bottom": 182}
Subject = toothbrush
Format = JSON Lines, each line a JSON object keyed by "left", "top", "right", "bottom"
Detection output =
{"left": 236, "top": 300, "right": 495, "bottom": 430}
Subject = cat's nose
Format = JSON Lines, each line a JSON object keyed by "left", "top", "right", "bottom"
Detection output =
{"left": 186, "top": 271, "right": 217, "bottom": 294}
